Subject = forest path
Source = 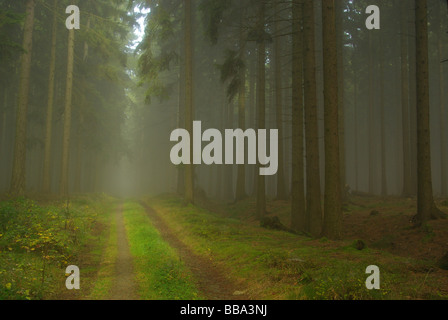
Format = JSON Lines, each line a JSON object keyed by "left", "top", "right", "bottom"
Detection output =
{"left": 108, "top": 203, "right": 139, "bottom": 300}
{"left": 139, "top": 201, "right": 249, "bottom": 300}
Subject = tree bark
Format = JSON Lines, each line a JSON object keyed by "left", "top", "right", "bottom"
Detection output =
{"left": 256, "top": 2, "right": 266, "bottom": 219}
{"left": 436, "top": 4, "right": 447, "bottom": 197}
{"left": 368, "top": 31, "right": 376, "bottom": 195}
{"left": 10, "top": 0, "right": 36, "bottom": 197}
{"left": 42, "top": 0, "right": 58, "bottom": 194}
{"left": 249, "top": 58, "right": 257, "bottom": 197}
{"left": 414, "top": 0, "right": 440, "bottom": 224}
{"left": 291, "top": 0, "right": 306, "bottom": 232}
{"left": 0, "top": 88, "right": 7, "bottom": 163}
{"left": 408, "top": 7, "right": 418, "bottom": 196}
{"left": 335, "top": 0, "right": 346, "bottom": 202}
{"left": 379, "top": 37, "right": 387, "bottom": 197}
{"left": 274, "top": 0, "right": 286, "bottom": 201}
{"left": 73, "top": 126, "right": 82, "bottom": 193}
{"left": 184, "top": 0, "right": 194, "bottom": 205}
{"left": 226, "top": 100, "right": 235, "bottom": 201}
{"left": 303, "top": 0, "right": 322, "bottom": 236}
{"left": 322, "top": 0, "right": 342, "bottom": 239}
{"left": 235, "top": 14, "right": 247, "bottom": 202}
{"left": 401, "top": 3, "right": 412, "bottom": 197}
{"left": 177, "top": 45, "right": 186, "bottom": 196}
{"left": 354, "top": 66, "right": 359, "bottom": 191}
{"left": 59, "top": 28, "right": 75, "bottom": 196}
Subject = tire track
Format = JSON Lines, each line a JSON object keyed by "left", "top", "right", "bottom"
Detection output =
{"left": 139, "top": 201, "right": 249, "bottom": 300}
{"left": 109, "top": 203, "right": 138, "bottom": 300}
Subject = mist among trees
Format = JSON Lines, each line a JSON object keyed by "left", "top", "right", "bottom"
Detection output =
{"left": 1, "top": 0, "right": 448, "bottom": 301}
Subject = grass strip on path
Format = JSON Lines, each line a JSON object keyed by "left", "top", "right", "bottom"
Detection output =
{"left": 122, "top": 201, "right": 202, "bottom": 300}
{"left": 87, "top": 203, "right": 118, "bottom": 300}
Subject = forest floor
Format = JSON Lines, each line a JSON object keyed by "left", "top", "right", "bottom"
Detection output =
{"left": 198, "top": 194, "right": 448, "bottom": 264}
{"left": 2, "top": 193, "right": 448, "bottom": 300}
{"left": 175, "top": 192, "right": 448, "bottom": 299}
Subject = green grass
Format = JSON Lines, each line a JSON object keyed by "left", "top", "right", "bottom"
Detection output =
{"left": 87, "top": 205, "right": 118, "bottom": 300}
{"left": 0, "top": 195, "right": 114, "bottom": 300}
{"left": 147, "top": 194, "right": 448, "bottom": 300}
{"left": 122, "top": 201, "right": 202, "bottom": 300}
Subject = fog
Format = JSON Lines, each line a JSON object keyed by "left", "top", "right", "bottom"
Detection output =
{"left": 0, "top": 0, "right": 447, "bottom": 205}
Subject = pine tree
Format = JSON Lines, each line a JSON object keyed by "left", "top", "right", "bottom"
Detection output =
{"left": 59, "top": 27, "right": 75, "bottom": 196}
{"left": 274, "top": 0, "right": 286, "bottom": 201}
{"left": 322, "top": 0, "right": 342, "bottom": 239}
{"left": 10, "top": 0, "right": 35, "bottom": 197}
{"left": 291, "top": 0, "right": 306, "bottom": 232}
{"left": 256, "top": 1, "right": 266, "bottom": 219}
{"left": 184, "top": 0, "right": 194, "bottom": 205}
{"left": 42, "top": 0, "right": 58, "bottom": 194}
{"left": 303, "top": 0, "right": 322, "bottom": 236}
{"left": 414, "top": 0, "right": 445, "bottom": 225}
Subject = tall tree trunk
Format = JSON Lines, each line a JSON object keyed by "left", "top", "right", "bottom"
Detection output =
{"left": 59, "top": 28, "right": 75, "bottom": 196}
{"left": 436, "top": 5, "right": 447, "bottom": 196}
{"left": 401, "top": 3, "right": 412, "bottom": 197}
{"left": 0, "top": 89, "right": 7, "bottom": 190}
{"left": 73, "top": 92, "right": 85, "bottom": 194}
{"left": 235, "top": 15, "right": 247, "bottom": 202}
{"left": 303, "top": 0, "right": 322, "bottom": 236}
{"left": 184, "top": 0, "right": 194, "bottom": 204}
{"left": 10, "top": 0, "right": 35, "bottom": 197}
{"left": 414, "top": 0, "right": 443, "bottom": 224}
{"left": 291, "top": 0, "right": 306, "bottom": 232}
{"left": 274, "top": 0, "right": 286, "bottom": 200}
{"left": 368, "top": 32, "right": 375, "bottom": 195}
{"left": 0, "top": 88, "right": 7, "bottom": 162}
{"left": 354, "top": 66, "right": 359, "bottom": 192}
{"left": 256, "top": 2, "right": 266, "bottom": 219}
{"left": 408, "top": 8, "right": 418, "bottom": 196}
{"left": 73, "top": 16, "right": 90, "bottom": 195}
{"left": 226, "top": 100, "right": 235, "bottom": 201}
{"left": 249, "top": 58, "right": 257, "bottom": 196}
{"left": 215, "top": 99, "right": 226, "bottom": 200}
{"left": 322, "top": 0, "right": 342, "bottom": 239}
{"left": 42, "top": 0, "right": 58, "bottom": 194}
{"left": 380, "top": 39, "right": 387, "bottom": 197}
{"left": 73, "top": 127, "right": 82, "bottom": 193}
{"left": 335, "top": 0, "right": 346, "bottom": 202}
{"left": 177, "top": 52, "right": 186, "bottom": 196}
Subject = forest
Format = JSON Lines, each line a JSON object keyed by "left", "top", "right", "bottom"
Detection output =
{"left": 1, "top": 0, "right": 448, "bottom": 302}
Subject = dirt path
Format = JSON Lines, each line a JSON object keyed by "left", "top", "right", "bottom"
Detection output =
{"left": 109, "top": 204, "right": 138, "bottom": 300}
{"left": 139, "top": 201, "right": 250, "bottom": 300}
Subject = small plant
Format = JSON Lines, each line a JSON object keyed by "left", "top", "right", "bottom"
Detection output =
{"left": 0, "top": 197, "right": 100, "bottom": 299}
